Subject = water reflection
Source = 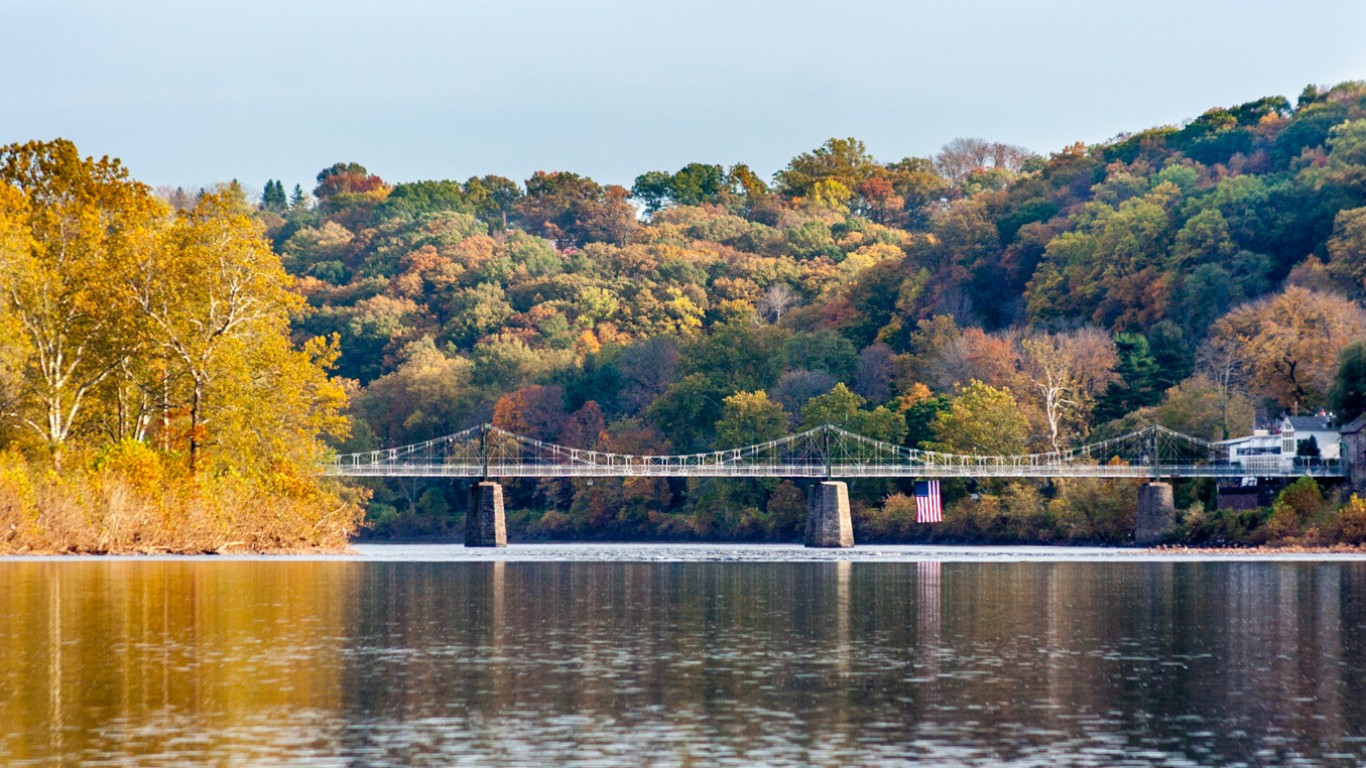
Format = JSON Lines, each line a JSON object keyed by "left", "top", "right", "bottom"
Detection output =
{"left": 1, "top": 558, "right": 1364, "bottom": 765}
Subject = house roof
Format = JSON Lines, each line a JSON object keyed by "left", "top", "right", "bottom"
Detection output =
{"left": 1341, "top": 413, "right": 1366, "bottom": 435}
{"left": 1217, "top": 433, "right": 1280, "bottom": 446}
{"left": 1283, "top": 415, "right": 1337, "bottom": 431}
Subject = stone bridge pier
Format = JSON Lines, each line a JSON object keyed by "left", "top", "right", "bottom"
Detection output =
{"left": 466, "top": 481, "right": 507, "bottom": 547}
{"left": 805, "top": 481, "right": 854, "bottom": 548}
{"left": 1135, "top": 481, "right": 1175, "bottom": 545}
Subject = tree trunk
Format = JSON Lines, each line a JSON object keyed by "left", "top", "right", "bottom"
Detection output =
{"left": 189, "top": 379, "right": 204, "bottom": 472}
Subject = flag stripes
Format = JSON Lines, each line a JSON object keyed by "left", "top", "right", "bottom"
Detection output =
{"left": 914, "top": 479, "right": 942, "bottom": 523}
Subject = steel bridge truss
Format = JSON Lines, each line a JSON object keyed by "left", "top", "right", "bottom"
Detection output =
{"left": 324, "top": 423, "right": 1345, "bottom": 479}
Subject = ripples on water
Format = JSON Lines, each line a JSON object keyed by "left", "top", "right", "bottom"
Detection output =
{"left": 2, "top": 545, "right": 1365, "bottom": 766}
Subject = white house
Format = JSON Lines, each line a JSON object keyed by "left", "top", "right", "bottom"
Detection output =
{"left": 1279, "top": 415, "right": 1342, "bottom": 461}
{"left": 1220, "top": 430, "right": 1286, "bottom": 475}
{"left": 1220, "top": 415, "right": 1342, "bottom": 474}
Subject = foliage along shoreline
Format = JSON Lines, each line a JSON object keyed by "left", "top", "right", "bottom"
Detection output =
{"left": 0, "top": 141, "right": 367, "bottom": 554}
{"left": 6, "top": 80, "right": 1366, "bottom": 552}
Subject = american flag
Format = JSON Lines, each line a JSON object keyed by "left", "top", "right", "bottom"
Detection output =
{"left": 914, "top": 480, "right": 942, "bottom": 523}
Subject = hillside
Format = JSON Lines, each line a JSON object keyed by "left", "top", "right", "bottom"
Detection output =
{"left": 262, "top": 81, "right": 1366, "bottom": 544}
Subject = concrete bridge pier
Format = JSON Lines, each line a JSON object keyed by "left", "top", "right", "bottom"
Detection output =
{"left": 466, "top": 481, "right": 507, "bottom": 547}
{"left": 1135, "top": 481, "right": 1175, "bottom": 545}
{"left": 805, "top": 481, "right": 854, "bottom": 548}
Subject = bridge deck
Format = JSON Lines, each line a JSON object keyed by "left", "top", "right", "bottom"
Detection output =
{"left": 324, "top": 463, "right": 1344, "bottom": 479}
{"left": 323, "top": 423, "right": 1347, "bottom": 480}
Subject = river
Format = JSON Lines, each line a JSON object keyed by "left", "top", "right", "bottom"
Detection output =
{"left": 2, "top": 544, "right": 1365, "bottom": 766}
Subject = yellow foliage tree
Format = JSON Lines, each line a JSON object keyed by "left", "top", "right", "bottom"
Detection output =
{"left": 1208, "top": 287, "right": 1366, "bottom": 410}
{"left": 0, "top": 140, "right": 161, "bottom": 464}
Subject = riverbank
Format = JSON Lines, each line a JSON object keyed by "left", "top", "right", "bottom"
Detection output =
{"left": 0, "top": 446, "right": 367, "bottom": 556}
{"left": 7, "top": 541, "right": 1366, "bottom": 562}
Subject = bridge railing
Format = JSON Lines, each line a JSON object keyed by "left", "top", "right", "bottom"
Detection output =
{"left": 321, "top": 422, "right": 1347, "bottom": 479}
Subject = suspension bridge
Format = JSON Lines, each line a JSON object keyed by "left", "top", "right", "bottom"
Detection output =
{"left": 324, "top": 423, "right": 1345, "bottom": 549}
{"left": 324, "top": 423, "right": 1345, "bottom": 480}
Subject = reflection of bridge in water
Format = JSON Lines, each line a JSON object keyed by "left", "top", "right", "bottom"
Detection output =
{"left": 325, "top": 423, "right": 1346, "bottom": 548}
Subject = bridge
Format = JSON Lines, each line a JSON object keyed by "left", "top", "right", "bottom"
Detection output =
{"left": 325, "top": 423, "right": 1346, "bottom": 548}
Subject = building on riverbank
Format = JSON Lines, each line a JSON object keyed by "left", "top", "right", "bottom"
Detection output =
{"left": 1341, "top": 414, "right": 1366, "bottom": 492}
{"left": 1216, "top": 414, "right": 1352, "bottom": 508}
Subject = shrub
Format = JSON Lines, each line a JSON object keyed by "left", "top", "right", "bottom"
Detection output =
{"left": 1340, "top": 495, "right": 1366, "bottom": 545}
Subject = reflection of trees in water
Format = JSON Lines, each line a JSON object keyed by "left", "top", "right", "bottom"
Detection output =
{"left": 3, "top": 560, "right": 1366, "bottom": 763}
{"left": 0, "top": 561, "right": 358, "bottom": 763}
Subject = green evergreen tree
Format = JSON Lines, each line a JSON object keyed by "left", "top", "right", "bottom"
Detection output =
{"left": 1094, "top": 333, "right": 1161, "bottom": 422}
{"left": 1329, "top": 340, "right": 1366, "bottom": 421}
{"left": 261, "top": 179, "right": 287, "bottom": 212}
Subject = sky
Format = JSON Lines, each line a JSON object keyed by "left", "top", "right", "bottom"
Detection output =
{"left": 3, "top": 0, "right": 1366, "bottom": 197}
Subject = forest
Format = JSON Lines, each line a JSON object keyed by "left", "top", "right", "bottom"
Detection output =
{"left": 5, "top": 82, "right": 1366, "bottom": 551}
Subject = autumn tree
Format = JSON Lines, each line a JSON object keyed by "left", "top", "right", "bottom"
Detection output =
{"left": 1326, "top": 206, "right": 1366, "bottom": 296}
{"left": 492, "top": 384, "right": 567, "bottom": 441}
{"left": 517, "top": 171, "right": 637, "bottom": 247}
{"left": 774, "top": 137, "right": 878, "bottom": 198}
{"left": 314, "top": 162, "right": 387, "bottom": 200}
{"left": 127, "top": 191, "right": 309, "bottom": 469}
{"left": 1018, "top": 328, "right": 1118, "bottom": 452}
{"left": 923, "top": 327, "right": 1019, "bottom": 392}
{"left": 1154, "top": 375, "right": 1255, "bottom": 441}
{"left": 1206, "top": 287, "right": 1366, "bottom": 410}
{"left": 935, "top": 138, "right": 1033, "bottom": 184}
{"left": 927, "top": 380, "right": 1029, "bottom": 456}
{"left": 358, "top": 338, "right": 477, "bottom": 444}
{"left": 0, "top": 139, "right": 159, "bottom": 464}
{"left": 714, "top": 390, "right": 787, "bottom": 449}
{"left": 798, "top": 383, "right": 906, "bottom": 444}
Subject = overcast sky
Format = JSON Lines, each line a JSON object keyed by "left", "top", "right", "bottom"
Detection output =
{"left": 3, "top": 0, "right": 1365, "bottom": 196}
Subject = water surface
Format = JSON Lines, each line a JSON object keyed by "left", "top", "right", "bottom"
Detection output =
{"left": 3, "top": 545, "right": 1365, "bottom": 766}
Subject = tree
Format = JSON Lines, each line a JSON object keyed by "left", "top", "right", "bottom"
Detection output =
{"left": 1329, "top": 340, "right": 1366, "bottom": 421}
{"left": 0, "top": 139, "right": 159, "bottom": 464}
{"left": 757, "top": 283, "right": 797, "bottom": 322}
{"left": 785, "top": 330, "right": 857, "bottom": 381}
{"left": 381, "top": 180, "right": 470, "bottom": 218}
{"left": 799, "top": 383, "right": 906, "bottom": 443}
{"left": 647, "top": 373, "right": 724, "bottom": 452}
{"left": 927, "top": 380, "right": 1028, "bottom": 456}
{"left": 1206, "top": 287, "right": 1366, "bottom": 410}
{"left": 492, "top": 384, "right": 566, "bottom": 441}
{"left": 313, "top": 161, "right": 386, "bottom": 200}
{"left": 358, "top": 338, "right": 476, "bottom": 444}
{"left": 853, "top": 343, "right": 896, "bottom": 404}
{"left": 1094, "top": 332, "right": 1161, "bottom": 423}
{"left": 1326, "top": 206, "right": 1366, "bottom": 296}
{"left": 443, "top": 283, "right": 514, "bottom": 348}
{"left": 1155, "top": 374, "right": 1255, "bottom": 441}
{"left": 771, "top": 369, "right": 836, "bottom": 425}
{"left": 632, "top": 163, "right": 733, "bottom": 214}
{"left": 128, "top": 191, "right": 307, "bottom": 470}
{"left": 774, "top": 137, "right": 878, "bottom": 198}
{"left": 714, "top": 391, "right": 787, "bottom": 449}
{"left": 289, "top": 184, "right": 310, "bottom": 211}
{"left": 517, "top": 171, "right": 636, "bottom": 247}
{"left": 923, "top": 328, "right": 1018, "bottom": 392}
{"left": 935, "top": 138, "right": 1032, "bottom": 184}
{"left": 464, "top": 175, "right": 522, "bottom": 229}
{"left": 261, "top": 179, "right": 288, "bottom": 212}
{"left": 1018, "top": 328, "right": 1118, "bottom": 453}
